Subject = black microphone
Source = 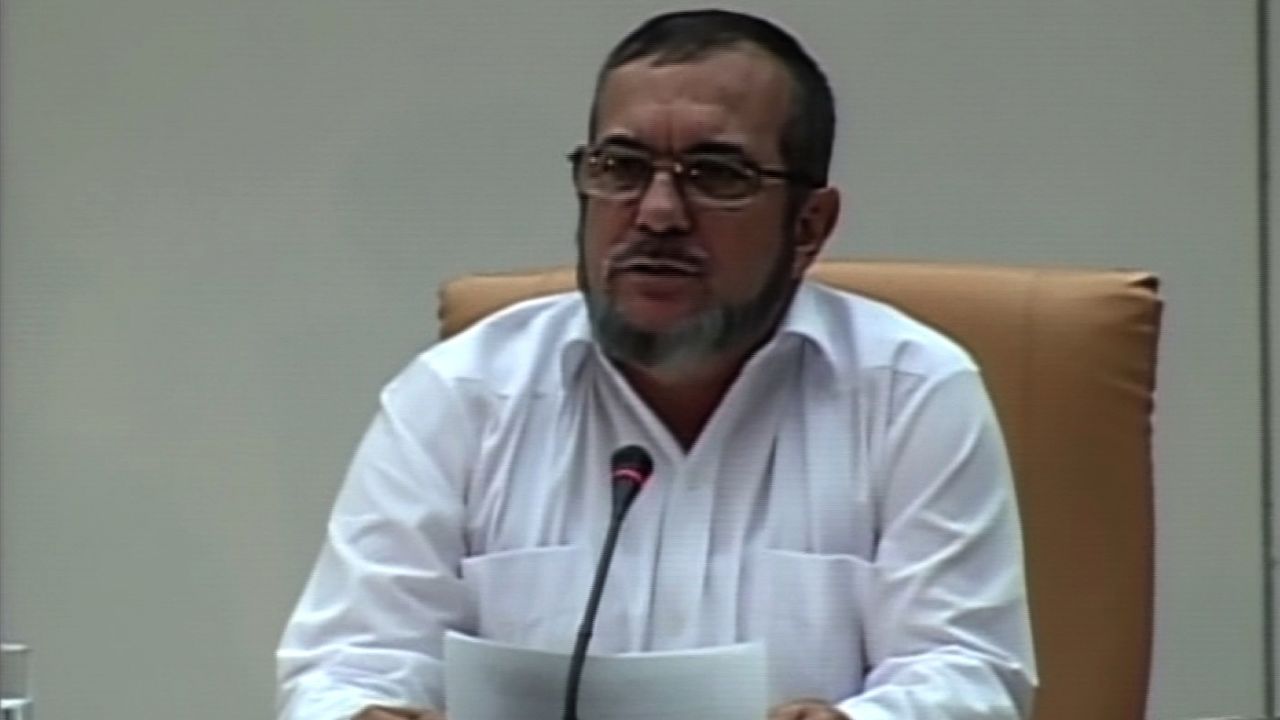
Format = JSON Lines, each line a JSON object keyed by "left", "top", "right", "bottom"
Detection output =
{"left": 562, "top": 445, "right": 654, "bottom": 720}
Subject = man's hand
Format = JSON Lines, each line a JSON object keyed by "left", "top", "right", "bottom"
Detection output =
{"left": 354, "top": 705, "right": 444, "bottom": 720}
{"left": 768, "top": 698, "right": 851, "bottom": 720}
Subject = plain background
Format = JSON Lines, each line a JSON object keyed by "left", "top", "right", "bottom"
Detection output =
{"left": 1, "top": 1, "right": 1274, "bottom": 718}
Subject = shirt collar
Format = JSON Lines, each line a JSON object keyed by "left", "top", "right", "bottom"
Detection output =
{"left": 778, "top": 280, "right": 838, "bottom": 354}
{"left": 556, "top": 281, "right": 840, "bottom": 390}
{"left": 557, "top": 301, "right": 597, "bottom": 389}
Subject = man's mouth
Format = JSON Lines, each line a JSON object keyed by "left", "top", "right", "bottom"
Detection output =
{"left": 611, "top": 257, "right": 705, "bottom": 278}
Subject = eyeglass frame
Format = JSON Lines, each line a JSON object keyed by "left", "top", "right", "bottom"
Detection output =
{"left": 567, "top": 140, "right": 822, "bottom": 209}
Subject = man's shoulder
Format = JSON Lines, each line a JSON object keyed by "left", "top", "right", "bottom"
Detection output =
{"left": 804, "top": 282, "right": 977, "bottom": 380}
{"left": 415, "top": 291, "right": 586, "bottom": 390}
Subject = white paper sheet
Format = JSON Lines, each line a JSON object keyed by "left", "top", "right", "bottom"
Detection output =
{"left": 443, "top": 631, "right": 767, "bottom": 720}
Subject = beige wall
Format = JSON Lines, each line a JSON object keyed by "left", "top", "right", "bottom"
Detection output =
{"left": 0, "top": 1, "right": 1269, "bottom": 718}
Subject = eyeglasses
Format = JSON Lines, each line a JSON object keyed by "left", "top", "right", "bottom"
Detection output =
{"left": 568, "top": 143, "right": 819, "bottom": 209}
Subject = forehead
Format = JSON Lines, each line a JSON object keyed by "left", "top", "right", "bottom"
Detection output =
{"left": 593, "top": 47, "right": 792, "bottom": 157}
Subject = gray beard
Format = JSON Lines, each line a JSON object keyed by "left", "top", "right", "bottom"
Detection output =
{"left": 576, "top": 231, "right": 798, "bottom": 378}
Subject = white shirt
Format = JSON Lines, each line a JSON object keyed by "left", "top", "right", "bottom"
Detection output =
{"left": 277, "top": 281, "right": 1036, "bottom": 720}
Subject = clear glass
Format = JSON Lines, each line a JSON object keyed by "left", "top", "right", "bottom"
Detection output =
{"left": 1, "top": 643, "right": 33, "bottom": 720}
{"left": 567, "top": 144, "right": 807, "bottom": 210}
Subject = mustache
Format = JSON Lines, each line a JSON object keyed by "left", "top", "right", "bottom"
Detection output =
{"left": 606, "top": 236, "right": 709, "bottom": 276}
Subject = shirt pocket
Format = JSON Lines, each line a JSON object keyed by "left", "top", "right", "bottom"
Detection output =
{"left": 755, "top": 548, "right": 872, "bottom": 704}
{"left": 460, "top": 545, "right": 591, "bottom": 652}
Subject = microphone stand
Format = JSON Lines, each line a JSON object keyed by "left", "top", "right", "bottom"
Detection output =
{"left": 561, "top": 479, "right": 644, "bottom": 720}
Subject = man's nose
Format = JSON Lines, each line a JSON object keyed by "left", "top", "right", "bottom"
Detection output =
{"left": 634, "top": 171, "right": 692, "bottom": 236}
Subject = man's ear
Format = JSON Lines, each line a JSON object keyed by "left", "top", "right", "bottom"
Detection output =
{"left": 790, "top": 186, "right": 841, "bottom": 278}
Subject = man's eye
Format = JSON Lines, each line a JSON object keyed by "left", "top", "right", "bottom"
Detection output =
{"left": 687, "top": 159, "right": 754, "bottom": 195}
{"left": 597, "top": 154, "right": 651, "bottom": 182}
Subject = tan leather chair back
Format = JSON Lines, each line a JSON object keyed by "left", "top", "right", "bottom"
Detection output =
{"left": 438, "top": 260, "right": 1162, "bottom": 720}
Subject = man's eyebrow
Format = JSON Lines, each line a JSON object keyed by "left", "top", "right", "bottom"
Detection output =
{"left": 594, "top": 135, "right": 651, "bottom": 152}
{"left": 593, "top": 136, "right": 751, "bottom": 158}
{"left": 682, "top": 140, "right": 751, "bottom": 157}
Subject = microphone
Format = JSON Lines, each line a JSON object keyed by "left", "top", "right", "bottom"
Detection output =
{"left": 562, "top": 445, "right": 654, "bottom": 720}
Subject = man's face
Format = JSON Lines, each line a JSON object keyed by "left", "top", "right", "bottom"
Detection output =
{"left": 578, "top": 47, "right": 817, "bottom": 375}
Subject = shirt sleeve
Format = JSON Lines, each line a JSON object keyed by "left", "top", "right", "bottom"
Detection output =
{"left": 276, "top": 361, "right": 477, "bottom": 720}
{"left": 838, "top": 368, "right": 1038, "bottom": 720}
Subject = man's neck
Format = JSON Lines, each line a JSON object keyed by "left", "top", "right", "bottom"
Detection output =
{"left": 606, "top": 285, "right": 798, "bottom": 450}
{"left": 617, "top": 344, "right": 761, "bottom": 452}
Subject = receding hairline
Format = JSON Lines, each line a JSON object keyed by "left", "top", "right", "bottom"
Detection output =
{"left": 588, "top": 42, "right": 797, "bottom": 142}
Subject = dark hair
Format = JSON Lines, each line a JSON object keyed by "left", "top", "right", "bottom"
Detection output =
{"left": 589, "top": 9, "right": 835, "bottom": 186}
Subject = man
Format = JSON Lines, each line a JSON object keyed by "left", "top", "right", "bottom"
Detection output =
{"left": 278, "top": 9, "right": 1035, "bottom": 720}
